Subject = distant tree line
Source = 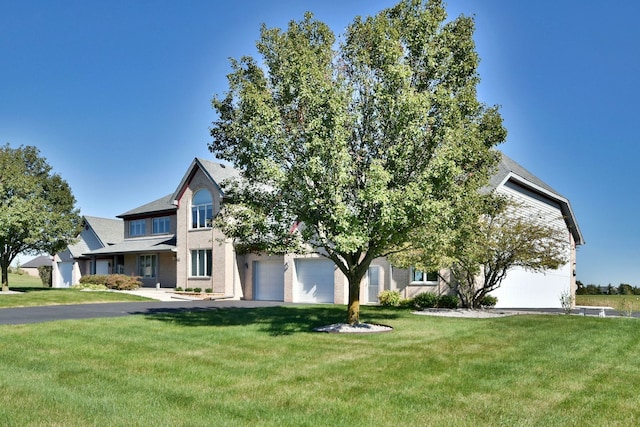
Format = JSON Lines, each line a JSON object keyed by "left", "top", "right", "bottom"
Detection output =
{"left": 576, "top": 280, "right": 640, "bottom": 295}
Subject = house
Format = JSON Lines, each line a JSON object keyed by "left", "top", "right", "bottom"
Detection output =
{"left": 20, "top": 255, "right": 53, "bottom": 278}
{"left": 55, "top": 154, "right": 583, "bottom": 308}
{"left": 52, "top": 216, "right": 123, "bottom": 288}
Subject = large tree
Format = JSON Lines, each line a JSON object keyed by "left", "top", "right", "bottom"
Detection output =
{"left": 0, "top": 144, "right": 82, "bottom": 291}
{"left": 209, "top": 0, "right": 506, "bottom": 324}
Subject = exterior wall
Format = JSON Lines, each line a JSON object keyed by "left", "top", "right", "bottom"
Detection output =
{"left": 123, "top": 214, "right": 176, "bottom": 239}
{"left": 122, "top": 252, "right": 176, "bottom": 287}
{"left": 489, "top": 181, "right": 574, "bottom": 308}
{"left": 174, "top": 166, "right": 241, "bottom": 297}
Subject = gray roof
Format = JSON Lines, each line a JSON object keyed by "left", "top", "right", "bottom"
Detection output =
{"left": 489, "top": 153, "right": 583, "bottom": 245}
{"left": 85, "top": 235, "right": 176, "bottom": 256}
{"left": 22, "top": 255, "right": 53, "bottom": 268}
{"left": 118, "top": 194, "right": 176, "bottom": 218}
{"left": 68, "top": 216, "right": 124, "bottom": 258}
{"left": 488, "top": 153, "right": 561, "bottom": 196}
{"left": 84, "top": 216, "right": 124, "bottom": 245}
{"left": 171, "top": 158, "right": 241, "bottom": 202}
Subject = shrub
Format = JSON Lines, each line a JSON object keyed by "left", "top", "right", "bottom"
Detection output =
{"left": 175, "top": 287, "right": 183, "bottom": 292}
{"left": 436, "top": 295, "right": 459, "bottom": 309}
{"left": 398, "top": 298, "right": 415, "bottom": 308}
{"left": 193, "top": 287, "right": 202, "bottom": 293}
{"left": 37, "top": 265, "right": 53, "bottom": 287}
{"left": 72, "top": 283, "right": 108, "bottom": 291}
{"left": 205, "top": 288, "right": 213, "bottom": 293}
{"left": 79, "top": 274, "right": 141, "bottom": 290}
{"left": 378, "top": 290, "right": 401, "bottom": 306}
{"left": 185, "top": 288, "right": 194, "bottom": 292}
{"left": 480, "top": 295, "right": 498, "bottom": 308}
{"left": 413, "top": 292, "right": 437, "bottom": 309}
{"left": 559, "top": 291, "right": 573, "bottom": 315}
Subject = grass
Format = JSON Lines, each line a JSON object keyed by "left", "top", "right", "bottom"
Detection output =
{"left": 6, "top": 272, "right": 44, "bottom": 288}
{"left": 0, "top": 273, "right": 151, "bottom": 308}
{"left": 576, "top": 294, "right": 640, "bottom": 313}
{"left": 0, "top": 305, "right": 639, "bottom": 426}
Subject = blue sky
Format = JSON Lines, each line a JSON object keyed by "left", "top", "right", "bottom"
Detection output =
{"left": 1, "top": 1, "right": 637, "bottom": 286}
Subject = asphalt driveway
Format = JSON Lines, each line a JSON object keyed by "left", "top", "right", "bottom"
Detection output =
{"left": 0, "top": 300, "right": 285, "bottom": 325}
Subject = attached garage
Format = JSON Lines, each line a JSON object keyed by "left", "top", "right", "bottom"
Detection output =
{"left": 294, "top": 259, "right": 335, "bottom": 303}
{"left": 57, "top": 262, "right": 73, "bottom": 288}
{"left": 253, "top": 260, "right": 285, "bottom": 301}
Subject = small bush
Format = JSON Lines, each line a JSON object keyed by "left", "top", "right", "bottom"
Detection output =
{"left": 436, "top": 295, "right": 459, "bottom": 309}
{"left": 185, "top": 288, "right": 194, "bottom": 292}
{"left": 378, "top": 290, "right": 401, "bottom": 306}
{"left": 72, "top": 283, "right": 108, "bottom": 291}
{"left": 205, "top": 288, "right": 213, "bottom": 293}
{"left": 193, "top": 287, "right": 202, "bottom": 293}
{"left": 79, "top": 274, "right": 141, "bottom": 290}
{"left": 37, "top": 265, "right": 53, "bottom": 287}
{"left": 480, "top": 295, "right": 498, "bottom": 308}
{"left": 413, "top": 292, "right": 437, "bottom": 309}
{"left": 175, "top": 287, "right": 183, "bottom": 292}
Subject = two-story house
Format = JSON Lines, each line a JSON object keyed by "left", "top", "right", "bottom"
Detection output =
{"left": 54, "top": 154, "right": 583, "bottom": 309}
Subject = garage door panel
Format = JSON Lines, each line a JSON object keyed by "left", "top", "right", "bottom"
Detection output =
{"left": 254, "top": 260, "right": 285, "bottom": 301}
{"left": 295, "top": 259, "right": 334, "bottom": 303}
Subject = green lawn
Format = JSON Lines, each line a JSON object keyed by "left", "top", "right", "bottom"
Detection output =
{"left": 576, "top": 294, "right": 640, "bottom": 313}
{"left": 6, "top": 272, "right": 44, "bottom": 288}
{"left": 1, "top": 273, "right": 150, "bottom": 308}
{"left": 0, "top": 306, "right": 638, "bottom": 426}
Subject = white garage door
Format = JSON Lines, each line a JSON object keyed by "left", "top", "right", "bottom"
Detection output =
{"left": 294, "top": 259, "right": 335, "bottom": 303}
{"left": 57, "top": 262, "right": 73, "bottom": 288}
{"left": 254, "top": 260, "right": 285, "bottom": 301}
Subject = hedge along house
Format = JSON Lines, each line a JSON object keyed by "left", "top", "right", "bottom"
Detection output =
{"left": 57, "top": 154, "right": 582, "bottom": 308}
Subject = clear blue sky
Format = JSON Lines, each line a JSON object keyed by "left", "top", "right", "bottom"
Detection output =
{"left": 1, "top": 1, "right": 637, "bottom": 286}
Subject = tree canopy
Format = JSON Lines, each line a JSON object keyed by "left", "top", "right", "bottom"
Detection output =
{"left": 0, "top": 144, "right": 82, "bottom": 291}
{"left": 209, "top": 0, "right": 506, "bottom": 324}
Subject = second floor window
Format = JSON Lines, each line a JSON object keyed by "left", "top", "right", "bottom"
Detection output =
{"left": 129, "top": 219, "right": 146, "bottom": 237}
{"left": 191, "top": 189, "right": 213, "bottom": 229}
{"left": 152, "top": 216, "right": 170, "bottom": 234}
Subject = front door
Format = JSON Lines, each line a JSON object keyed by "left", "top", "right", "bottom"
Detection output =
{"left": 367, "top": 266, "right": 380, "bottom": 303}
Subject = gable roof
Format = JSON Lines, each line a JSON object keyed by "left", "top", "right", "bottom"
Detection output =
{"left": 22, "top": 255, "right": 53, "bottom": 268}
{"left": 490, "top": 153, "right": 584, "bottom": 245}
{"left": 171, "top": 158, "right": 241, "bottom": 204}
{"left": 66, "top": 216, "right": 124, "bottom": 258}
{"left": 84, "top": 216, "right": 124, "bottom": 246}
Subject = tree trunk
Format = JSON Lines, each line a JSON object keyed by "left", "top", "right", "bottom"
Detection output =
{"left": 347, "top": 276, "right": 361, "bottom": 325}
{"left": 1, "top": 263, "right": 9, "bottom": 292}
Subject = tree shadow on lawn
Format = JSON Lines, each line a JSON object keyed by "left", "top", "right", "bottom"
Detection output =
{"left": 143, "top": 305, "right": 401, "bottom": 336}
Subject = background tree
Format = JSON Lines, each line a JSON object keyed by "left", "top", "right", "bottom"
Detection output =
{"left": 0, "top": 144, "right": 82, "bottom": 291}
{"left": 209, "top": 0, "right": 506, "bottom": 324}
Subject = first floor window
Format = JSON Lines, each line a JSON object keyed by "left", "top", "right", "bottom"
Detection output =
{"left": 411, "top": 268, "right": 438, "bottom": 283}
{"left": 191, "top": 249, "right": 212, "bottom": 277}
{"left": 139, "top": 254, "right": 157, "bottom": 278}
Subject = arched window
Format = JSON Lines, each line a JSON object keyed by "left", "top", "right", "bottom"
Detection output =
{"left": 191, "top": 189, "right": 213, "bottom": 229}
